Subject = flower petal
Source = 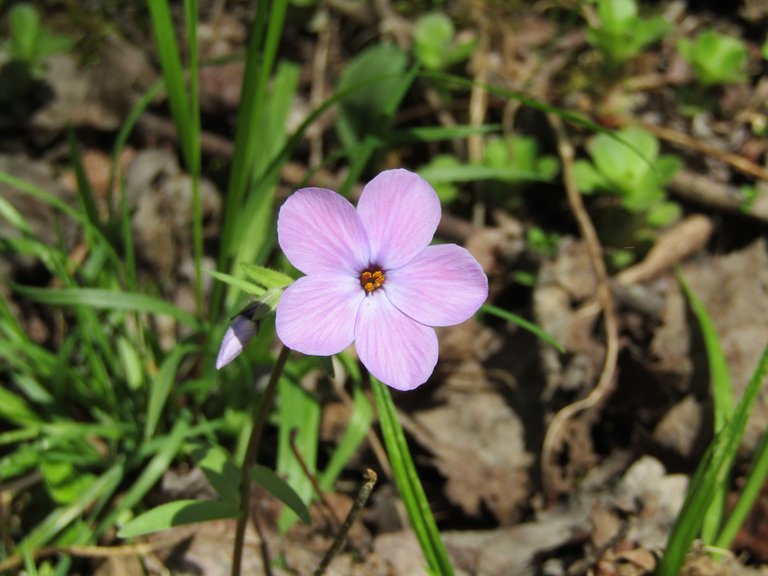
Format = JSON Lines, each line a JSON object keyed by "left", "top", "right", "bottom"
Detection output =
{"left": 356, "top": 169, "right": 441, "bottom": 269}
{"left": 385, "top": 244, "right": 488, "bottom": 327}
{"left": 355, "top": 293, "right": 438, "bottom": 390}
{"left": 278, "top": 187, "right": 370, "bottom": 275}
{"left": 276, "top": 274, "right": 365, "bottom": 356}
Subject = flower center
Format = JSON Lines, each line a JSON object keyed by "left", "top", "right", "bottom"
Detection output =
{"left": 360, "top": 269, "right": 385, "bottom": 293}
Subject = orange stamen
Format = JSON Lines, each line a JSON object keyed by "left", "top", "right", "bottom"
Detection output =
{"left": 360, "top": 269, "right": 385, "bottom": 293}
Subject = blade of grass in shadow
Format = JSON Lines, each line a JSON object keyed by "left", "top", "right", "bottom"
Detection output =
{"left": 67, "top": 130, "right": 101, "bottom": 231}
{"left": 371, "top": 376, "right": 454, "bottom": 576}
{"left": 658, "top": 341, "right": 768, "bottom": 575}
{"left": 144, "top": 344, "right": 199, "bottom": 440}
{"left": 12, "top": 285, "right": 203, "bottom": 329}
{"left": 482, "top": 304, "right": 565, "bottom": 352}
{"left": 679, "top": 273, "right": 733, "bottom": 543}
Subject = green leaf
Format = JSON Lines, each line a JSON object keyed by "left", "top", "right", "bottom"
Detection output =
{"left": 276, "top": 376, "right": 320, "bottom": 532}
{"left": 573, "top": 160, "right": 606, "bottom": 193}
{"left": 117, "top": 499, "right": 239, "bottom": 538}
{"left": 206, "top": 268, "right": 268, "bottom": 297}
{"left": 240, "top": 264, "right": 294, "bottom": 289}
{"left": 117, "top": 336, "right": 144, "bottom": 392}
{"left": 101, "top": 418, "right": 191, "bottom": 534}
{"left": 19, "top": 463, "right": 123, "bottom": 551}
{"left": 252, "top": 465, "right": 311, "bottom": 525}
{"left": 40, "top": 459, "right": 97, "bottom": 505}
{"left": 195, "top": 446, "right": 241, "bottom": 505}
{"left": 0, "top": 385, "right": 41, "bottom": 426}
{"left": 417, "top": 163, "right": 546, "bottom": 185}
{"left": 336, "top": 43, "right": 408, "bottom": 150}
{"left": 644, "top": 201, "right": 681, "bottom": 228}
{"left": 598, "top": 0, "right": 637, "bottom": 34}
{"left": 678, "top": 30, "right": 748, "bottom": 85}
{"left": 8, "top": 3, "right": 40, "bottom": 62}
{"left": 414, "top": 13, "right": 455, "bottom": 70}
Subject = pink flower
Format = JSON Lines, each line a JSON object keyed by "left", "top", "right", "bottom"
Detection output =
{"left": 276, "top": 169, "right": 488, "bottom": 390}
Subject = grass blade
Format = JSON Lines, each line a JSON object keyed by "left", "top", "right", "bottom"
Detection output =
{"left": 144, "top": 344, "right": 197, "bottom": 440}
{"left": 658, "top": 341, "right": 768, "bottom": 575}
{"left": 679, "top": 274, "right": 733, "bottom": 542}
{"left": 482, "top": 304, "right": 565, "bottom": 352}
{"left": 371, "top": 377, "right": 454, "bottom": 575}
{"left": 12, "top": 285, "right": 204, "bottom": 329}
{"left": 118, "top": 499, "right": 239, "bottom": 538}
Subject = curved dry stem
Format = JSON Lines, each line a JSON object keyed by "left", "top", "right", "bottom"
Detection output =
{"left": 541, "top": 116, "right": 621, "bottom": 498}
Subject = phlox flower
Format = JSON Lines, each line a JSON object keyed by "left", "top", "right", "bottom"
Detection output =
{"left": 276, "top": 169, "right": 488, "bottom": 390}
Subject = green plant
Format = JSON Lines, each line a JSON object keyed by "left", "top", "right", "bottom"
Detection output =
{"left": 658, "top": 277, "right": 768, "bottom": 574}
{"left": 4, "top": 3, "right": 72, "bottom": 74}
{"left": 574, "top": 125, "right": 681, "bottom": 228}
{"left": 677, "top": 30, "right": 749, "bottom": 86}
{"left": 413, "top": 12, "right": 475, "bottom": 71}
{"left": 419, "top": 134, "right": 559, "bottom": 201}
{"left": 584, "top": 0, "right": 670, "bottom": 66}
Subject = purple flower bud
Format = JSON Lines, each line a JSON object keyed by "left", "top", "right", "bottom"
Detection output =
{"left": 216, "top": 314, "right": 258, "bottom": 369}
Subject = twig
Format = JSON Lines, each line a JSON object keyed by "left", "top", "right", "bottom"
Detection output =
{"left": 308, "top": 12, "right": 332, "bottom": 169}
{"left": 616, "top": 214, "right": 714, "bottom": 286}
{"left": 468, "top": 7, "right": 490, "bottom": 228}
{"left": 231, "top": 345, "right": 291, "bottom": 576}
{"left": 630, "top": 119, "right": 768, "bottom": 182}
{"left": 0, "top": 538, "right": 185, "bottom": 572}
{"left": 313, "top": 469, "right": 378, "bottom": 576}
{"left": 668, "top": 169, "right": 768, "bottom": 225}
{"left": 251, "top": 505, "right": 274, "bottom": 576}
{"left": 541, "top": 116, "right": 620, "bottom": 498}
{"left": 289, "top": 428, "right": 343, "bottom": 529}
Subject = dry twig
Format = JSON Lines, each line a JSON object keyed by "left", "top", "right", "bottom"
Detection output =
{"left": 541, "top": 116, "right": 620, "bottom": 498}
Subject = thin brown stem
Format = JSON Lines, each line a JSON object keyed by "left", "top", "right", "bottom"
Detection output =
{"left": 313, "top": 469, "right": 378, "bottom": 576}
{"left": 289, "top": 429, "right": 343, "bottom": 529}
{"left": 541, "top": 116, "right": 620, "bottom": 498}
{"left": 231, "top": 345, "right": 291, "bottom": 576}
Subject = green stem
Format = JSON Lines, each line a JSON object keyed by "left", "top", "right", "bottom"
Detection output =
{"left": 231, "top": 345, "right": 290, "bottom": 576}
{"left": 370, "top": 375, "right": 454, "bottom": 575}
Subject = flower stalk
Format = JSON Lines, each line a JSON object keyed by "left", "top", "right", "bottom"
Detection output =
{"left": 231, "top": 345, "right": 291, "bottom": 576}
